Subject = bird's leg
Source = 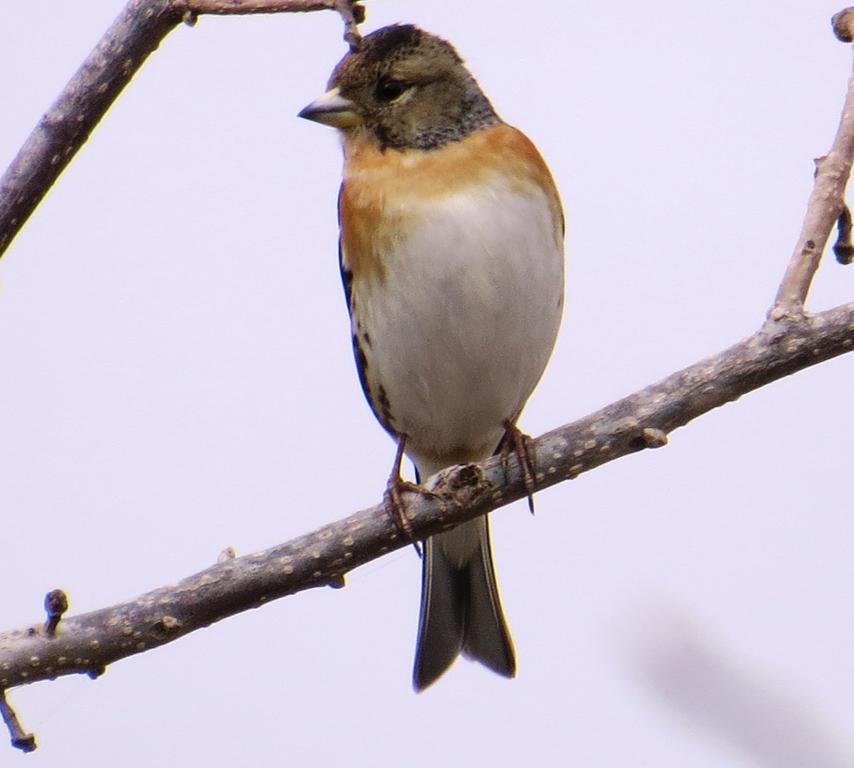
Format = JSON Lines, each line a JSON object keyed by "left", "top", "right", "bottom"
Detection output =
{"left": 499, "top": 420, "right": 537, "bottom": 514}
{"left": 384, "top": 436, "right": 428, "bottom": 556}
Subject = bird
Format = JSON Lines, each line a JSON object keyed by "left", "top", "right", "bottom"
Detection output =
{"left": 299, "top": 24, "right": 564, "bottom": 691}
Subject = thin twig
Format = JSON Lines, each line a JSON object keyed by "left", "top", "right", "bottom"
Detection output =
{"left": 188, "top": 0, "right": 339, "bottom": 10}
{"left": 0, "top": 691, "right": 35, "bottom": 753}
{"left": 0, "top": 0, "right": 363, "bottom": 259}
{"left": 184, "top": 0, "right": 364, "bottom": 46}
{"left": 773, "top": 50, "right": 854, "bottom": 310}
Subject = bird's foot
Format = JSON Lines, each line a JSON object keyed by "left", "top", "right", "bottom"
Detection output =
{"left": 499, "top": 420, "right": 538, "bottom": 514}
{"left": 384, "top": 436, "right": 433, "bottom": 556}
{"left": 384, "top": 474, "right": 430, "bottom": 557}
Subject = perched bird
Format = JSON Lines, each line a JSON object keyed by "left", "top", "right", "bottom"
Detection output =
{"left": 300, "top": 24, "right": 564, "bottom": 691}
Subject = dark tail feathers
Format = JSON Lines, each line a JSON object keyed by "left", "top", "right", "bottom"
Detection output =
{"left": 412, "top": 516, "right": 515, "bottom": 691}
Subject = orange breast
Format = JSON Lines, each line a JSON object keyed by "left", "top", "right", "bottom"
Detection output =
{"left": 338, "top": 123, "right": 563, "bottom": 283}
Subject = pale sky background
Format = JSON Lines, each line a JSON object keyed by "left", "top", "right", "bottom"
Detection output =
{"left": 2, "top": 1, "right": 854, "bottom": 765}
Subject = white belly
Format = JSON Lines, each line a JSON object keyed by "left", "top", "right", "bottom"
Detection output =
{"left": 351, "top": 176, "right": 564, "bottom": 472}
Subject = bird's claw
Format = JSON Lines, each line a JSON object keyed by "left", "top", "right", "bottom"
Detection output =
{"left": 500, "top": 420, "right": 538, "bottom": 514}
{"left": 384, "top": 437, "right": 431, "bottom": 556}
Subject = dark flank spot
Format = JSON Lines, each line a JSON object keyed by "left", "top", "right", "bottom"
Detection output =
{"left": 349, "top": 336, "right": 395, "bottom": 435}
{"left": 351, "top": 334, "right": 382, "bottom": 429}
{"left": 376, "top": 384, "right": 394, "bottom": 426}
{"left": 353, "top": 334, "right": 368, "bottom": 372}
{"left": 341, "top": 266, "right": 354, "bottom": 293}
{"left": 363, "top": 332, "right": 372, "bottom": 347}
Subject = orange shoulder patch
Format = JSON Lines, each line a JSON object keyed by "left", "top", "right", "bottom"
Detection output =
{"left": 339, "top": 180, "right": 389, "bottom": 283}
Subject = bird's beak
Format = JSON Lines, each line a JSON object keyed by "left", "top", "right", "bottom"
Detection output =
{"left": 298, "top": 87, "right": 362, "bottom": 128}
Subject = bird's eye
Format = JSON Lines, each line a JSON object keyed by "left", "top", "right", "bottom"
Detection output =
{"left": 376, "top": 78, "right": 408, "bottom": 103}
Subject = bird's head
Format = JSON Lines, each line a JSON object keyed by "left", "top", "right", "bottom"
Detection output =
{"left": 299, "top": 24, "right": 499, "bottom": 151}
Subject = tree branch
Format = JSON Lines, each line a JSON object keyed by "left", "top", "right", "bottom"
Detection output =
{"left": 774, "top": 75, "right": 854, "bottom": 308}
{"left": 0, "top": 0, "right": 363, "bottom": 260}
{"left": 775, "top": 7, "right": 854, "bottom": 311}
{"left": 3, "top": 2, "right": 854, "bottom": 755}
{"left": 1, "top": 301, "right": 853, "bottom": 725}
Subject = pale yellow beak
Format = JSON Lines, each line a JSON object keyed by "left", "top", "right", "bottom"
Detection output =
{"left": 298, "top": 87, "right": 362, "bottom": 128}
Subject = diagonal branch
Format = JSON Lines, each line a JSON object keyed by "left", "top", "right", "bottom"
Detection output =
{"left": 0, "top": 0, "right": 363, "bottom": 259}
{"left": 1, "top": 302, "right": 854, "bottom": 696}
